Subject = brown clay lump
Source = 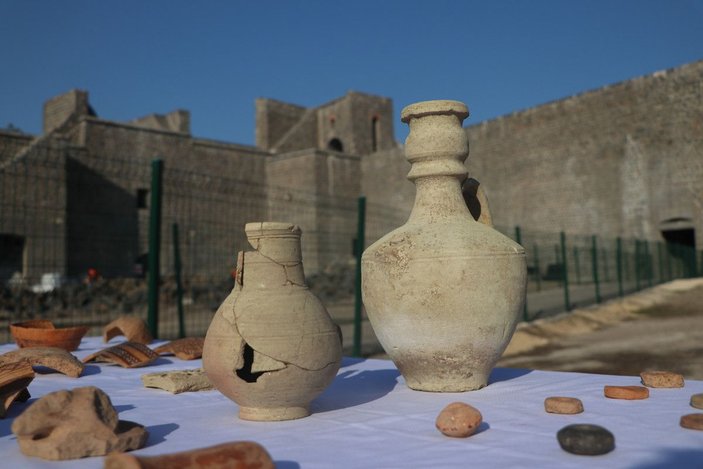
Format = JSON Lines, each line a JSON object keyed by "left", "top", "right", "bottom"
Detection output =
{"left": 435, "top": 402, "right": 482, "bottom": 437}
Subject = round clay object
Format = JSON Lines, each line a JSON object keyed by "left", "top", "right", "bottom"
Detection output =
{"left": 691, "top": 393, "right": 703, "bottom": 410}
{"left": 604, "top": 385, "right": 649, "bottom": 400}
{"left": 640, "top": 371, "right": 684, "bottom": 388}
{"left": 435, "top": 402, "right": 482, "bottom": 438}
{"left": 680, "top": 413, "right": 703, "bottom": 431}
{"left": 557, "top": 424, "right": 615, "bottom": 456}
{"left": 544, "top": 397, "right": 584, "bottom": 414}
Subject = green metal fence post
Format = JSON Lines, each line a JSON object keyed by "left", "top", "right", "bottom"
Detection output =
{"left": 591, "top": 235, "right": 601, "bottom": 303}
{"left": 602, "top": 248, "right": 609, "bottom": 283}
{"left": 353, "top": 196, "right": 366, "bottom": 357}
{"left": 560, "top": 232, "right": 570, "bottom": 311}
{"left": 172, "top": 223, "right": 186, "bottom": 338}
{"left": 635, "top": 240, "right": 641, "bottom": 291}
{"left": 515, "top": 226, "right": 528, "bottom": 321}
{"left": 147, "top": 159, "right": 163, "bottom": 339}
{"left": 533, "top": 244, "right": 542, "bottom": 292}
{"left": 574, "top": 246, "right": 581, "bottom": 285}
{"left": 616, "top": 237, "right": 624, "bottom": 297}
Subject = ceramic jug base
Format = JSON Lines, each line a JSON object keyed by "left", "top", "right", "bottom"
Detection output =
{"left": 239, "top": 405, "right": 310, "bottom": 421}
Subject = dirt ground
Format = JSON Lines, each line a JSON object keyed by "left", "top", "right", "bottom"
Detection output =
{"left": 497, "top": 278, "right": 703, "bottom": 379}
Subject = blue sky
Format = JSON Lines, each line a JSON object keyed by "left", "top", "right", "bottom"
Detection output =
{"left": 1, "top": 1, "right": 702, "bottom": 145}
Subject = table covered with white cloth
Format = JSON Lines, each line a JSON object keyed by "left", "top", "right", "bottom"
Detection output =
{"left": 1, "top": 336, "right": 702, "bottom": 468}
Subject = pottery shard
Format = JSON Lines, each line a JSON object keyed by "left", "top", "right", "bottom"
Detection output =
{"left": 11, "top": 386, "right": 148, "bottom": 460}
{"left": 104, "top": 441, "right": 275, "bottom": 469}
{"left": 153, "top": 337, "right": 205, "bottom": 360}
{"left": 0, "top": 361, "right": 34, "bottom": 418}
{"left": 142, "top": 369, "right": 213, "bottom": 394}
{"left": 544, "top": 397, "right": 584, "bottom": 414}
{"left": 435, "top": 402, "right": 482, "bottom": 438}
{"left": 1, "top": 347, "right": 84, "bottom": 378}
{"left": 104, "top": 317, "right": 153, "bottom": 345}
{"left": 557, "top": 424, "right": 615, "bottom": 456}
{"left": 83, "top": 342, "right": 159, "bottom": 368}
{"left": 604, "top": 385, "right": 649, "bottom": 400}
{"left": 640, "top": 371, "right": 685, "bottom": 388}
{"left": 691, "top": 393, "right": 703, "bottom": 410}
{"left": 680, "top": 413, "right": 703, "bottom": 431}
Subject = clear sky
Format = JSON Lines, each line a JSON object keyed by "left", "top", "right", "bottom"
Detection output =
{"left": 1, "top": 1, "right": 702, "bottom": 145}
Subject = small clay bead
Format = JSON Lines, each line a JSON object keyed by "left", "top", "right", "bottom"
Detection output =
{"left": 435, "top": 402, "right": 482, "bottom": 438}
{"left": 544, "top": 397, "right": 584, "bottom": 414}
{"left": 604, "top": 385, "right": 649, "bottom": 400}
{"left": 640, "top": 371, "right": 684, "bottom": 388}
{"left": 680, "top": 413, "right": 703, "bottom": 431}
{"left": 691, "top": 393, "right": 703, "bottom": 410}
{"left": 557, "top": 424, "right": 615, "bottom": 456}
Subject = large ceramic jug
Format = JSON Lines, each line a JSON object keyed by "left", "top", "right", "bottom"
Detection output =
{"left": 203, "top": 222, "right": 342, "bottom": 420}
{"left": 361, "top": 100, "right": 526, "bottom": 392}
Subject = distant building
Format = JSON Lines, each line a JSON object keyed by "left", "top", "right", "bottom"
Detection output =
{"left": 1, "top": 59, "right": 701, "bottom": 283}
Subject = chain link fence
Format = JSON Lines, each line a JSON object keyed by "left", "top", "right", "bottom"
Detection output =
{"left": 1, "top": 142, "right": 699, "bottom": 347}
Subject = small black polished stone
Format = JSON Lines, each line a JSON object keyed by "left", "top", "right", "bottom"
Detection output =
{"left": 557, "top": 424, "right": 615, "bottom": 456}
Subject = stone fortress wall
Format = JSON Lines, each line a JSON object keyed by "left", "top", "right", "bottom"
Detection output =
{"left": 1, "top": 59, "right": 701, "bottom": 283}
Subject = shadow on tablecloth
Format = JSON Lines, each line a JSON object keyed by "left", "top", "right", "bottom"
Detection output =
{"left": 488, "top": 367, "right": 532, "bottom": 384}
{"left": 312, "top": 368, "right": 400, "bottom": 413}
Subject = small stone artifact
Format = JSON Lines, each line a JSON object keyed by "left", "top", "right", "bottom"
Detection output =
{"left": 604, "top": 385, "right": 649, "bottom": 400}
{"left": 361, "top": 100, "right": 527, "bottom": 392}
{"left": 11, "top": 386, "right": 147, "bottom": 460}
{"left": 153, "top": 337, "right": 205, "bottom": 360}
{"left": 104, "top": 316, "right": 153, "bottom": 345}
{"left": 103, "top": 441, "right": 275, "bottom": 469}
{"left": 435, "top": 402, "right": 483, "bottom": 437}
{"left": 1, "top": 347, "right": 84, "bottom": 378}
{"left": 640, "top": 370, "right": 684, "bottom": 388}
{"left": 691, "top": 393, "right": 703, "bottom": 410}
{"left": 0, "top": 361, "right": 34, "bottom": 418}
{"left": 544, "top": 397, "right": 584, "bottom": 414}
{"left": 680, "top": 413, "right": 703, "bottom": 431}
{"left": 10, "top": 319, "right": 88, "bottom": 351}
{"left": 557, "top": 424, "right": 615, "bottom": 455}
{"left": 142, "top": 368, "right": 213, "bottom": 394}
{"left": 83, "top": 342, "right": 159, "bottom": 368}
{"left": 203, "top": 222, "right": 342, "bottom": 421}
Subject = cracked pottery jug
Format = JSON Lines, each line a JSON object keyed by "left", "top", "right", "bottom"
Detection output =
{"left": 361, "top": 100, "right": 527, "bottom": 392}
{"left": 203, "top": 222, "right": 342, "bottom": 421}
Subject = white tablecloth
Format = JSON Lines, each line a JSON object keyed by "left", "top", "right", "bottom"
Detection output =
{"left": 1, "top": 337, "right": 702, "bottom": 468}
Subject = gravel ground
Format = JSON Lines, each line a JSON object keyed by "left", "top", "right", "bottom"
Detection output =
{"left": 497, "top": 278, "right": 703, "bottom": 379}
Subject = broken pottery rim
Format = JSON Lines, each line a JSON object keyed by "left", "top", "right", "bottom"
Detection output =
{"left": 245, "top": 222, "right": 301, "bottom": 239}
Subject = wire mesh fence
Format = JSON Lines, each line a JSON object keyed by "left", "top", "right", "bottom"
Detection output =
{"left": 1, "top": 142, "right": 700, "bottom": 347}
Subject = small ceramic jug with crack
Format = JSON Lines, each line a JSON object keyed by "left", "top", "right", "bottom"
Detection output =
{"left": 203, "top": 222, "right": 342, "bottom": 421}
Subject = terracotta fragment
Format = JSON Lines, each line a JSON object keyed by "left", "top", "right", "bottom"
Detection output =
{"left": 142, "top": 368, "right": 213, "bottom": 394}
{"left": 0, "top": 361, "right": 34, "bottom": 418}
{"left": 544, "top": 397, "right": 584, "bottom": 414}
{"left": 10, "top": 319, "right": 88, "bottom": 352}
{"left": 11, "top": 386, "right": 148, "bottom": 460}
{"left": 691, "top": 393, "right": 703, "bottom": 410}
{"left": 435, "top": 402, "right": 483, "bottom": 438}
{"left": 680, "top": 413, "right": 703, "bottom": 431}
{"left": 103, "top": 317, "right": 153, "bottom": 345}
{"left": 83, "top": 342, "right": 159, "bottom": 368}
{"left": 1, "top": 347, "right": 84, "bottom": 378}
{"left": 604, "top": 385, "right": 649, "bottom": 400}
{"left": 153, "top": 337, "right": 205, "bottom": 360}
{"left": 640, "top": 370, "right": 685, "bottom": 388}
{"left": 103, "top": 441, "right": 275, "bottom": 469}
{"left": 557, "top": 424, "right": 615, "bottom": 455}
